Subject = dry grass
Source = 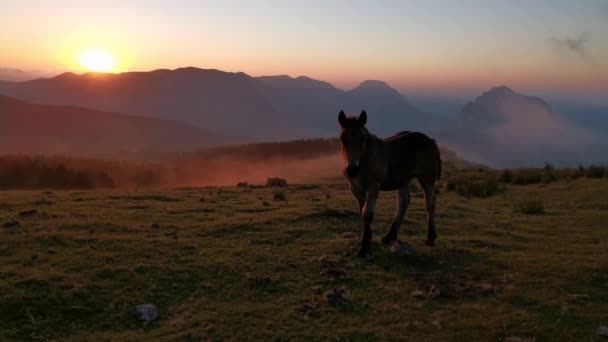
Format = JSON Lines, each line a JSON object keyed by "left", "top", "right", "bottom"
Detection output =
{"left": 0, "top": 178, "right": 607, "bottom": 340}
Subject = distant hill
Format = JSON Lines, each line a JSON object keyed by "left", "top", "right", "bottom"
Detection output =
{"left": 257, "top": 76, "right": 441, "bottom": 135}
{"left": 0, "top": 67, "right": 442, "bottom": 139}
{"left": 441, "top": 86, "right": 607, "bottom": 167}
{"left": 0, "top": 95, "right": 227, "bottom": 156}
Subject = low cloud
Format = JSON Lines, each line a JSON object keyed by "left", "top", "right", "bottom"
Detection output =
{"left": 547, "top": 32, "right": 592, "bottom": 62}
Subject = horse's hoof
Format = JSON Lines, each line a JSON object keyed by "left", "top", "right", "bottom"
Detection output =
{"left": 356, "top": 249, "right": 371, "bottom": 258}
{"left": 381, "top": 235, "right": 395, "bottom": 245}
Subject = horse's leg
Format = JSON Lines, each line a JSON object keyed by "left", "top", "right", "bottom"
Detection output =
{"left": 351, "top": 189, "right": 365, "bottom": 214}
{"left": 420, "top": 179, "right": 437, "bottom": 247}
{"left": 381, "top": 185, "right": 410, "bottom": 245}
{"left": 358, "top": 185, "right": 379, "bottom": 258}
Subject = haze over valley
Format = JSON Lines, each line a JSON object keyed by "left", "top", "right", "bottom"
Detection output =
{"left": 1, "top": 67, "right": 606, "bottom": 167}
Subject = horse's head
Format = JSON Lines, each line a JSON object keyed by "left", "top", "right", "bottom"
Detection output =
{"left": 338, "top": 110, "right": 368, "bottom": 179}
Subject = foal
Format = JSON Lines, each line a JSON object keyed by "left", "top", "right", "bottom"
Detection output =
{"left": 338, "top": 110, "right": 442, "bottom": 258}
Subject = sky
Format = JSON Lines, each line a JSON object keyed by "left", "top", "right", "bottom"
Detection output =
{"left": 1, "top": 0, "right": 607, "bottom": 103}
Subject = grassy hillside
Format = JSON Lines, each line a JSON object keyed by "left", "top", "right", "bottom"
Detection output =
{"left": 0, "top": 177, "right": 606, "bottom": 340}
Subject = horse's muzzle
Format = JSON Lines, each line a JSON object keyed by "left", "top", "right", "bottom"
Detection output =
{"left": 345, "top": 164, "right": 359, "bottom": 178}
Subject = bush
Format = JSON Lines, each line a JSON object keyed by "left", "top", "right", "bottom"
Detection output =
{"left": 447, "top": 175, "right": 504, "bottom": 198}
{"left": 498, "top": 169, "right": 513, "bottom": 183}
{"left": 237, "top": 182, "right": 249, "bottom": 188}
{"left": 586, "top": 165, "right": 605, "bottom": 179}
{"left": 512, "top": 169, "right": 543, "bottom": 185}
{"left": 542, "top": 163, "right": 557, "bottom": 184}
{"left": 266, "top": 177, "right": 287, "bottom": 187}
{"left": 571, "top": 165, "right": 586, "bottom": 180}
{"left": 513, "top": 199, "right": 544, "bottom": 215}
{"left": 273, "top": 190, "right": 287, "bottom": 201}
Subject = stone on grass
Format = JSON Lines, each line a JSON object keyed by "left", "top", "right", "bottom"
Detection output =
{"left": 323, "top": 288, "right": 346, "bottom": 306}
{"left": 133, "top": 304, "right": 158, "bottom": 323}
{"left": 390, "top": 240, "right": 415, "bottom": 256}
{"left": 320, "top": 267, "right": 347, "bottom": 277}
{"left": 3, "top": 220, "right": 20, "bottom": 228}
{"left": 19, "top": 209, "right": 38, "bottom": 217}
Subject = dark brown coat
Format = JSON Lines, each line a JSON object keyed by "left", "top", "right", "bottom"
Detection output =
{"left": 339, "top": 110, "right": 441, "bottom": 257}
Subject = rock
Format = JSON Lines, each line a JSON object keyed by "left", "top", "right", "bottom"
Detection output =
{"left": 597, "top": 325, "right": 608, "bottom": 337}
{"left": 410, "top": 290, "right": 425, "bottom": 298}
{"left": 323, "top": 288, "right": 346, "bottom": 306}
{"left": 35, "top": 199, "right": 53, "bottom": 206}
{"left": 2, "top": 220, "right": 20, "bottom": 228}
{"left": 320, "top": 267, "right": 347, "bottom": 277}
{"left": 428, "top": 284, "right": 441, "bottom": 299}
{"left": 390, "top": 240, "right": 415, "bottom": 256}
{"left": 300, "top": 302, "right": 317, "bottom": 315}
{"left": 341, "top": 232, "right": 357, "bottom": 239}
{"left": 133, "top": 304, "right": 158, "bottom": 323}
{"left": 19, "top": 209, "right": 38, "bottom": 217}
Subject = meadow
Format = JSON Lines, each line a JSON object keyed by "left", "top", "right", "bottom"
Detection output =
{"left": 0, "top": 172, "right": 607, "bottom": 340}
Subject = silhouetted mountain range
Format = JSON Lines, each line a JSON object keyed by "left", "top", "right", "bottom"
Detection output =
{"left": 0, "top": 95, "right": 226, "bottom": 156}
{"left": 0, "top": 67, "right": 439, "bottom": 139}
{"left": 0, "top": 68, "right": 606, "bottom": 166}
{"left": 441, "top": 86, "right": 607, "bottom": 166}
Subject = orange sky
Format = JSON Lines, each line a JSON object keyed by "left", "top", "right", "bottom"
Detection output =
{"left": 1, "top": 1, "right": 607, "bottom": 101}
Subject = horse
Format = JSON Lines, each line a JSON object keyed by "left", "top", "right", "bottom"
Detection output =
{"left": 338, "top": 110, "right": 442, "bottom": 258}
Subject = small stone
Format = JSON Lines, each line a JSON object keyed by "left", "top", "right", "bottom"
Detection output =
{"left": 597, "top": 325, "right": 608, "bottom": 337}
{"left": 390, "top": 240, "right": 415, "bottom": 256}
{"left": 3, "top": 220, "right": 20, "bottom": 228}
{"left": 19, "top": 209, "right": 38, "bottom": 217}
{"left": 428, "top": 284, "right": 441, "bottom": 299}
{"left": 323, "top": 288, "right": 346, "bottom": 306}
{"left": 300, "top": 302, "right": 317, "bottom": 314}
{"left": 35, "top": 199, "right": 53, "bottom": 206}
{"left": 320, "top": 267, "right": 347, "bottom": 277}
{"left": 410, "top": 290, "right": 425, "bottom": 298}
{"left": 341, "top": 232, "right": 357, "bottom": 239}
{"left": 133, "top": 304, "right": 158, "bottom": 323}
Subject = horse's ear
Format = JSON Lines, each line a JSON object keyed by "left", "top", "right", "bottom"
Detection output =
{"left": 338, "top": 110, "right": 347, "bottom": 127}
{"left": 358, "top": 110, "right": 367, "bottom": 126}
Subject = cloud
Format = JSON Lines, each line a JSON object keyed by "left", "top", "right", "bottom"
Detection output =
{"left": 547, "top": 32, "right": 592, "bottom": 62}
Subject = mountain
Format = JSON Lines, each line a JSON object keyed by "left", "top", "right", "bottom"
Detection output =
{"left": 0, "top": 68, "right": 282, "bottom": 138}
{"left": 257, "top": 76, "right": 441, "bottom": 135}
{"left": 0, "top": 95, "right": 227, "bottom": 156}
{"left": 0, "top": 67, "right": 441, "bottom": 139}
{"left": 441, "top": 86, "right": 607, "bottom": 167}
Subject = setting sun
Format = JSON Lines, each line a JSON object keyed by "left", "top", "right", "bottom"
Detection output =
{"left": 78, "top": 48, "right": 116, "bottom": 72}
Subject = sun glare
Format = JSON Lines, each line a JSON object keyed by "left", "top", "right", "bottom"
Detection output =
{"left": 78, "top": 49, "right": 116, "bottom": 72}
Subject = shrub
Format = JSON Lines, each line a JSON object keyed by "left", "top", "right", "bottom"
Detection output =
{"left": 266, "top": 177, "right": 287, "bottom": 187}
{"left": 237, "top": 182, "right": 249, "bottom": 188}
{"left": 586, "top": 165, "right": 605, "bottom": 179}
{"left": 571, "top": 165, "right": 586, "bottom": 180}
{"left": 447, "top": 174, "right": 504, "bottom": 198}
{"left": 273, "top": 190, "right": 287, "bottom": 201}
{"left": 513, "top": 199, "right": 544, "bottom": 215}
{"left": 498, "top": 169, "right": 513, "bottom": 183}
{"left": 542, "top": 163, "right": 557, "bottom": 184}
{"left": 512, "top": 169, "right": 543, "bottom": 185}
